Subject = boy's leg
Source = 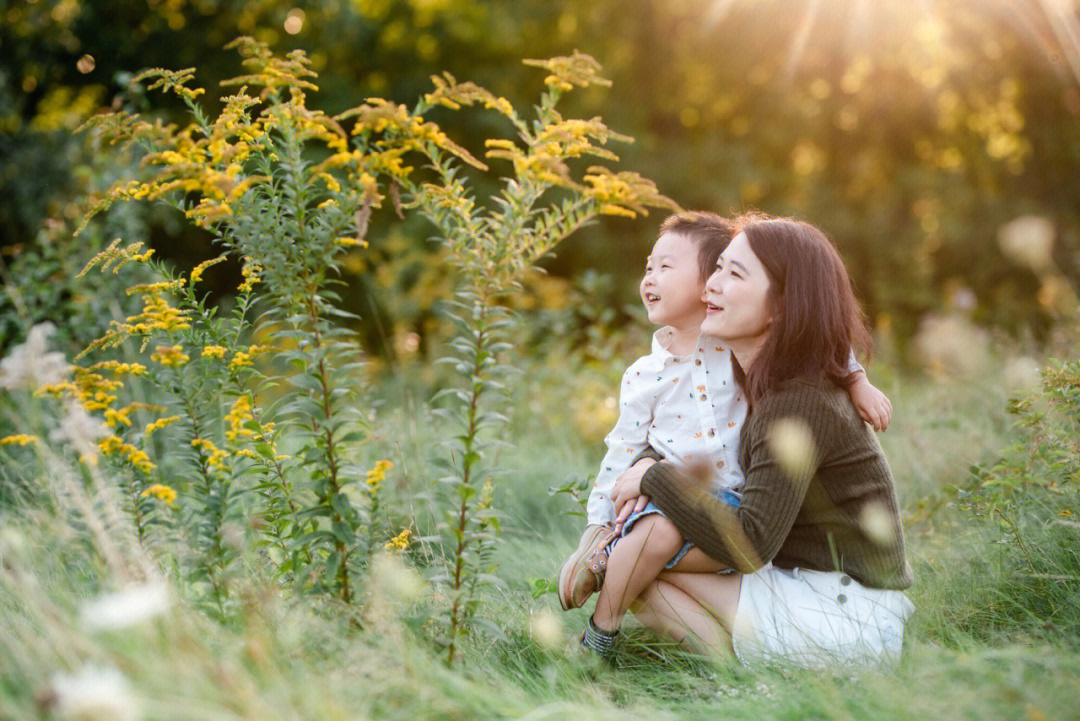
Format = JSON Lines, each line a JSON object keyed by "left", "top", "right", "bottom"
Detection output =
{"left": 667, "top": 546, "right": 728, "bottom": 573}
{"left": 591, "top": 514, "right": 684, "bottom": 633}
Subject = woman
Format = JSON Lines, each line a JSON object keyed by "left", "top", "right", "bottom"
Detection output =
{"left": 609, "top": 216, "right": 914, "bottom": 666}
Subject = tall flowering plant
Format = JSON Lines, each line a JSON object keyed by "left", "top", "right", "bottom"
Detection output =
{"left": 370, "top": 53, "right": 678, "bottom": 661}
{"left": 4, "top": 40, "right": 676, "bottom": 638}
{"left": 72, "top": 38, "right": 421, "bottom": 607}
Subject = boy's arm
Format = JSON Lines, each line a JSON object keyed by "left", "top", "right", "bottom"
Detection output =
{"left": 845, "top": 350, "right": 892, "bottom": 431}
{"left": 585, "top": 365, "right": 654, "bottom": 527}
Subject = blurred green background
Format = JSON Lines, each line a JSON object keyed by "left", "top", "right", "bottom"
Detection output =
{"left": 3, "top": 0, "right": 1079, "bottom": 366}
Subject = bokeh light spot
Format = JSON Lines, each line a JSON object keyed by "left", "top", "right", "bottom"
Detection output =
{"left": 76, "top": 55, "right": 95, "bottom": 74}
{"left": 679, "top": 107, "right": 700, "bottom": 128}
{"left": 284, "top": 8, "right": 305, "bottom": 34}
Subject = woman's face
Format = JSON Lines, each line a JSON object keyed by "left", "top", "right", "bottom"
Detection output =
{"left": 700, "top": 232, "right": 774, "bottom": 348}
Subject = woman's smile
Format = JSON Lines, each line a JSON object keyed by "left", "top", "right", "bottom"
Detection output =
{"left": 699, "top": 232, "right": 772, "bottom": 354}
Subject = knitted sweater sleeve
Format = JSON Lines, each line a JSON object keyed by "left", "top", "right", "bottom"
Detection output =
{"left": 641, "top": 381, "right": 839, "bottom": 572}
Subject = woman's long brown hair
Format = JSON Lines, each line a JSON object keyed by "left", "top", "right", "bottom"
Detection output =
{"left": 732, "top": 215, "right": 873, "bottom": 408}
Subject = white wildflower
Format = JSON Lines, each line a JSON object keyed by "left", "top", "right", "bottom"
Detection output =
{"left": 49, "top": 400, "right": 109, "bottom": 460}
{"left": 48, "top": 665, "right": 139, "bottom": 721}
{"left": 0, "top": 527, "right": 25, "bottom": 555}
{"left": 80, "top": 581, "right": 172, "bottom": 631}
{"left": 0, "top": 322, "right": 70, "bottom": 390}
{"left": 1004, "top": 356, "right": 1042, "bottom": 393}
{"left": 911, "top": 313, "right": 991, "bottom": 379}
{"left": 998, "top": 215, "right": 1054, "bottom": 273}
{"left": 529, "top": 609, "right": 563, "bottom": 650}
{"left": 371, "top": 551, "right": 424, "bottom": 602}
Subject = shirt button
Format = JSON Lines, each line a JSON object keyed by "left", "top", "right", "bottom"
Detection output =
{"left": 837, "top": 593, "right": 848, "bottom": 604}
{"left": 715, "top": 460, "right": 725, "bottom": 469}
{"left": 708, "top": 429, "right": 716, "bottom": 437}
{"left": 840, "top": 575, "right": 852, "bottom": 586}
{"left": 699, "top": 393, "right": 707, "bottom": 401}
{"left": 695, "top": 359, "right": 702, "bottom": 366}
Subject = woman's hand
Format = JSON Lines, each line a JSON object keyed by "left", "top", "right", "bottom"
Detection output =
{"left": 611, "top": 457, "right": 656, "bottom": 531}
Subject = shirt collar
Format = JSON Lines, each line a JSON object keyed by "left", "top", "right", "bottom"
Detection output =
{"left": 649, "top": 327, "right": 696, "bottom": 366}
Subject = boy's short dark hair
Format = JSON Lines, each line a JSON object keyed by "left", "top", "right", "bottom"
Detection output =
{"left": 658, "top": 211, "right": 736, "bottom": 281}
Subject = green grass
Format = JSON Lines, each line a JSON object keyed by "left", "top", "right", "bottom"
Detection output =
{"left": 3, "top": 358, "right": 1080, "bottom": 721}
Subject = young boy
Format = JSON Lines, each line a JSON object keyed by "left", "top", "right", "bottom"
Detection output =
{"left": 557, "top": 211, "right": 891, "bottom": 653}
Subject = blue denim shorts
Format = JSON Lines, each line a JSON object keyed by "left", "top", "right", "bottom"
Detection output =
{"left": 610, "top": 489, "right": 741, "bottom": 569}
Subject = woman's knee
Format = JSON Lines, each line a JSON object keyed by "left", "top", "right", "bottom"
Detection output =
{"left": 629, "top": 581, "right": 667, "bottom": 628}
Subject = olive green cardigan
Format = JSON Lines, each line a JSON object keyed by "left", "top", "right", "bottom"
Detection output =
{"left": 641, "top": 377, "right": 913, "bottom": 590}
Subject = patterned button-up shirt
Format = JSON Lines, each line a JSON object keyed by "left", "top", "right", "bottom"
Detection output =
{"left": 586, "top": 327, "right": 745, "bottom": 526}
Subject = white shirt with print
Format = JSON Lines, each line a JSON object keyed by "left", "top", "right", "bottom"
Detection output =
{"left": 586, "top": 327, "right": 746, "bottom": 527}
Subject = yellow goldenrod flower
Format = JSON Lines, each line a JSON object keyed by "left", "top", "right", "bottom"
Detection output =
{"left": 238, "top": 262, "right": 262, "bottom": 293}
{"left": 141, "top": 483, "right": 177, "bottom": 504}
{"left": 77, "top": 239, "right": 154, "bottom": 278}
{"left": 225, "top": 394, "right": 255, "bottom": 443}
{"left": 145, "top": 415, "right": 180, "bottom": 434}
{"left": 365, "top": 459, "right": 394, "bottom": 492}
{"left": 227, "top": 345, "right": 272, "bottom": 371}
{"left": 385, "top": 528, "right": 412, "bottom": 551}
{"left": 151, "top": 345, "right": 190, "bottom": 368}
{"left": 316, "top": 172, "right": 341, "bottom": 192}
{"left": 35, "top": 381, "right": 77, "bottom": 397}
{"left": 0, "top": 434, "right": 38, "bottom": 446}
{"left": 228, "top": 350, "right": 253, "bottom": 370}
{"left": 88, "top": 361, "right": 147, "bottom": 376}
{"left": 191, "top": 437, "right": 229, "bottom": 469}
{"left": 189, "top": 255, "right": 227, "bottom": 284}
{"left": 104, "top": 406, "right": 133, "bottom": 428}
{"left": 336, "top": 237, "right": 369, "bottom": 248}
{"left": 202, "top": 345, "right": 226, "bottom": 359}
{"left": 126, "top": 280, "right": 185, "bottom": 296}
{"left": 99, "top": 435, "right": 156, "bottom": 474}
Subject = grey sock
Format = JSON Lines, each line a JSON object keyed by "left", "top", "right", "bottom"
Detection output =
{"left": 581, "top": 616, "right": 619, "bottom": 658}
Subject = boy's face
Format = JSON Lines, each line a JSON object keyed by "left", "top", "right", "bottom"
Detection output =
{"left": 640, "top": 232, "right": 707, "bottom": 330}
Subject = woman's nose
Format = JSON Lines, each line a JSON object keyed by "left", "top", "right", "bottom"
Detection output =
{"left": 704, "top": 270, "right": 721, "bottom": 294}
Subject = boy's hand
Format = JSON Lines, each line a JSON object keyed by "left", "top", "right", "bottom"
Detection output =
{"left": 848, "top": 371, "right": 892, "bottom": 432}
{"left": 611, "top": 458, "right": 656, "bottom": 532}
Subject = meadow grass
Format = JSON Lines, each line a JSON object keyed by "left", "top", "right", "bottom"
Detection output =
{"left": 2, "top": 356, "right": 1079, "bottom": 721}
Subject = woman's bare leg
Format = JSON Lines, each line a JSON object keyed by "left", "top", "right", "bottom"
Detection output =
{"left": 629, "top": 574, "right": 740, "bottom": 654}
{"left": 591, "top": 514, "right": 684, "bottom": 632}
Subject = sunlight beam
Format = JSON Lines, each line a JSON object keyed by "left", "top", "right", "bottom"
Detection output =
{"left": 783, "top": 0, "right": 822, "bottom": 80}
{"left": 1040, "top": 0, "right": 1080, "bottom": 85}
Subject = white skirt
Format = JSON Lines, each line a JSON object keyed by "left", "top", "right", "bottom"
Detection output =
{"left": 732, "top": 565, "right": 914, "bottom": 668}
